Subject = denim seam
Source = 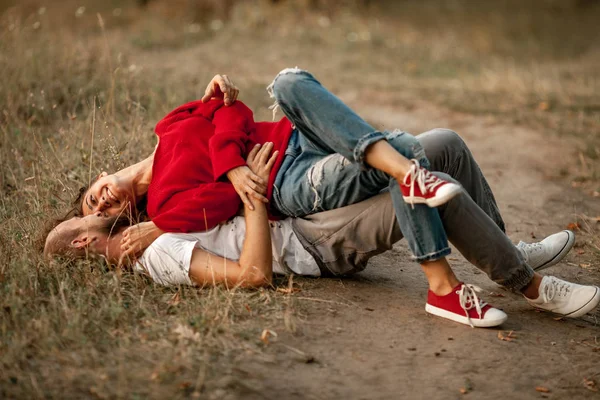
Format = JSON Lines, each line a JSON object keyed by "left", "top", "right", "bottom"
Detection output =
{"left": 266, "top": 67, "right": 306, "bottom": 121}
{"left": 354, "top": 131, "right": 386, "bottom": 168}
{"left": 412, "top": 247, "right": 451, "bottom": 263}
{"left": 271, "top": 184, "right": 295, "bottom": 217}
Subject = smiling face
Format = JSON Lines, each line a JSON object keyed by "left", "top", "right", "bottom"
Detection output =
{"left": 82, "top": 172, "right": 135, "bottom": 217}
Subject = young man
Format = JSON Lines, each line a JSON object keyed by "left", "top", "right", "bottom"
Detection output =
{"left": 45, "top": 129, "right": 600, "bottom": 326}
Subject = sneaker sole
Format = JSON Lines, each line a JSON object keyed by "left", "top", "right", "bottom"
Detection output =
{"left": 403, "top": 185, "right": 463, "bottom": 208}
{"left": 425, "top": 303, "right": 508, "bottom": 328}
{"left": 530, "top": 286, "right": 600, "bottom": 318}
{"left": 533, "top": 230, "right": 576, "bottom": 271}
{"left": 563, "top": 286, "right": 600, "bottom": 318}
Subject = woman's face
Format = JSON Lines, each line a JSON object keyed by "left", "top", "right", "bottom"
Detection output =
{"left": 82, "top": 172, "right": 135, "bottom": 217}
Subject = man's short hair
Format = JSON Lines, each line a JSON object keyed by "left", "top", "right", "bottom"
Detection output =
{"left": 43, "top": 215, "right": 131, "bottom": 259}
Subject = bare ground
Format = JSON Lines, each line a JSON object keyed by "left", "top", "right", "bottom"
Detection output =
{"left": 2, "top": 2, "right": 600, "bottom": 398}
{"left": 216, "top": 101, "right": 600, "bottom": 400}
{"left": 93, "top": 22, "right": 600, "bottom": 399}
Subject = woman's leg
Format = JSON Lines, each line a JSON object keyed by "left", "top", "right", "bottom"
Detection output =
{"left": 270, "top": 71, "right": 510, "bottom": 326}
{"left": 269, "top": 68, "right": 461, "bottom": 208}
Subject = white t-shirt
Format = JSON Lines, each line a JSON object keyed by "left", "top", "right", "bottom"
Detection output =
{"left": 134, "top": 216, "right": 320, "bottom": 286}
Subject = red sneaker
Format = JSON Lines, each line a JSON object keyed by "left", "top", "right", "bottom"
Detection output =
{"left": 401, "top": 159, "right": 462, "bottom": 207}
{"left": 425, "top": 283, "right": 508, "bottom": 328}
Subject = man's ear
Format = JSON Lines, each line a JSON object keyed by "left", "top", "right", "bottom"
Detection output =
{"left": 71, "top": 236, "right": 94, "bottom": 249}
{"left": 98, "top": 171, "right": 108, "bottom": 179}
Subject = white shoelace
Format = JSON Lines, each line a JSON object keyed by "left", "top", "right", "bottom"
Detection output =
{"left": 517, "top": 241, "right": 544, "bottom": 262}
{"left": 457, "top": 284, "right": 487, "bottom": 328}
{"left": 541, "top": 276, "right": 571, "bottom": 302}
{"left": 403, "top": 159, "right": 443, "bottom": 205}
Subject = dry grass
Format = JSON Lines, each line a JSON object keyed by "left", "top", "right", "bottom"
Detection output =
{"left": 1, "top": 0, "right": 599, "bottom": 397}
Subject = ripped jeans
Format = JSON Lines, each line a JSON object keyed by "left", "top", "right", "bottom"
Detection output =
{"left": 270, "top": 69, "right": 451, "bottom": 262}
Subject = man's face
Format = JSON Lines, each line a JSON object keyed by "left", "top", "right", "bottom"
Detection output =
{"left": 45, "top": 213, "right": 126, "bottom": 262}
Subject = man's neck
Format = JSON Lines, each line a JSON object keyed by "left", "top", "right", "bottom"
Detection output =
{"left": 102, "top": 232, "right": 125, "bottom": 265}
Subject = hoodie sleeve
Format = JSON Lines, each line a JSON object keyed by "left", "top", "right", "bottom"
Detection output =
{"left": 151, "top": 183, "right": 241, "bottom": 233}
{"left": 209, "top": 101, "right": 256, "bottom": 181}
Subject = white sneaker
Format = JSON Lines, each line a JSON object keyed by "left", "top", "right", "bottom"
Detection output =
{"left": 517, "top": 230, "right": 575, "bottom": 271}
{"left": 525, "top": 276, "right": 600, "bottom": 318}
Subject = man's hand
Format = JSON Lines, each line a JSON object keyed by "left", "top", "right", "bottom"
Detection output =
{"left": 118, "top": 221, "right": 164, "bottom": 266}
{"left": 201, "top": 74, "right": 239, "bottom": 106}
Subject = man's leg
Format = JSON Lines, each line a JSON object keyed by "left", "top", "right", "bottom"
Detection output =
{"left": 270, "top": 69, "right": 512, "bottom": 327}
{"left": 418, "top": 128, "right": 505, "bottom": 232}
{"left": 418, "top": 128, "right": 575, "bottom": 271}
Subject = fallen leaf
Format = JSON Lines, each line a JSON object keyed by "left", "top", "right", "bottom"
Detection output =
{"left": 260, "top": 329, "right": 277, "bottom": 345}
{"left": 459, "top": 388, "right": 468, "bottom": 394}
{"left": 530, "top": 231, "right": 537, "bottom": 239}
{"left": 498, "top": 331, "right": 517, "bottom": 342}
{"left": 593, "top": 191, "right": 600, "bottom": 198}
{"left": 566, "top": 222, "right": 582, "bottom": 231}
{"left": 583, "top": 378, "right": 598, "bottom": 392}
{"left": 244, "top": 304, "right": 252, "bottom": 313}
{"left": 150, "top": 372, "right": 159, "bottom": 381}
{"left": 579, "top": 263, "right": 591, "bottom": 269}
{"left": 489, "top": 292, "right": 506, "bottom": 298}
{"left": 537, "top": 101, "right": 550, "bottom": 111}
{"left": 577, "top": 250, "right": 586, "bottom": 255}
{"left": 535, "top": 386, "right": 550, "bottom": 393}
{"left": 167, "top": 291, "right": 181, "bottom": 307}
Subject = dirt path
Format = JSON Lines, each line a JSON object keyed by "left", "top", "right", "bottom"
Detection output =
{"left": 121, "top": 32, "right": 600, "bottom": 398}
{"left": 222, "top": 101, "right": 600, "bottom": 400}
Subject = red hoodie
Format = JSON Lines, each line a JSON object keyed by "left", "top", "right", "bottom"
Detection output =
{"left": 147, "top": 99, "right": 293, "bottom": 233}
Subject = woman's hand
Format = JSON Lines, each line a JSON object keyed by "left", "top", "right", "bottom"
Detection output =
{"left": 119, "top": 221, "right": 164, "bottom": 265}
{"left": 201, "top": 74, "right": 239, "bottom": 106}
{"left": 226, "top": 164, "right": 267, "bottom": 211}
{"left": 247, "top": 142, "right": 279, "bottom": 191}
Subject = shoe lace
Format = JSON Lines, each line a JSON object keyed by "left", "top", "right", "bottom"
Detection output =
{"left": 457, "top": 284, "right": 487, "bottom": 328}
{"left": 517, "top": 241, "right": 544, "bottom": 261}
{"left": 542, "top": 277, "right": 571, "bottom": 302}
{"left": 403, "top": 160, "right": 443, "bottom": 206}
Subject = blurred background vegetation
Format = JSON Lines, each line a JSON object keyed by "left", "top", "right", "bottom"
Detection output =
{"left": 0, "top": 0, "right": 599, "bottom": 398}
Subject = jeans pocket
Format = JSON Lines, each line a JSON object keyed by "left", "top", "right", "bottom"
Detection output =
{"left": 271, "top": 183, "right": 296, "bottom": 217}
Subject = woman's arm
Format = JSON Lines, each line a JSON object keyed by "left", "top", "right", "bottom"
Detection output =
{"left": 189, "top": 143, "right": 279, "bottom": 288}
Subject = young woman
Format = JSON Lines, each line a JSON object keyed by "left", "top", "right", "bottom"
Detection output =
{"left": 74, "top": 70, "right": 598, "bottom": 327}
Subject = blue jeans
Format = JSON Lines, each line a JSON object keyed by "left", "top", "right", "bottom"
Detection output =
{"left": 269, "top": 68, "right": 451, "bottom": 262}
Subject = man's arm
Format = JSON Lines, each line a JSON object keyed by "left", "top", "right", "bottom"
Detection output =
{"left": 188, "top": 201, "right": 272, "bottom": 288}
{"left": 190, "top": 143, "right": 278, "bottom": 287}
